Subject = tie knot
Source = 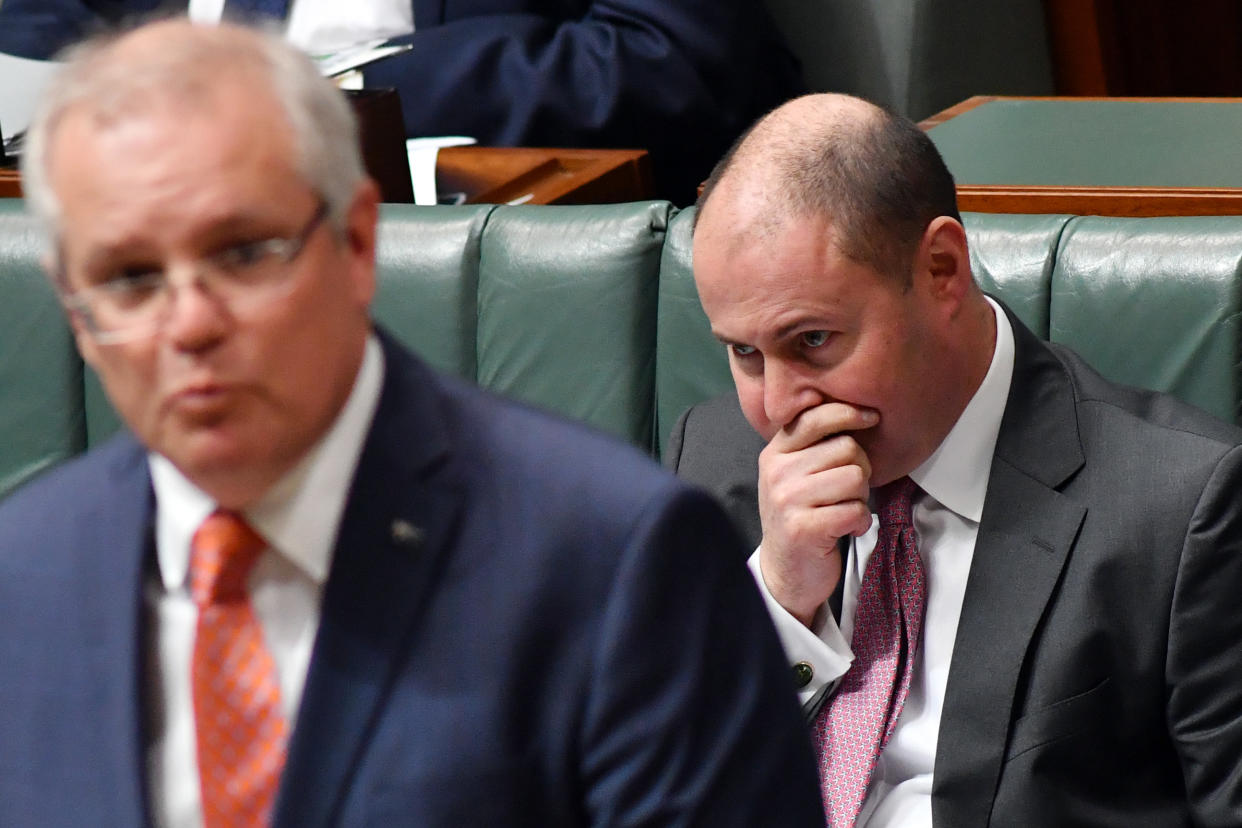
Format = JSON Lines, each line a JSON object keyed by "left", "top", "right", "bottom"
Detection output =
{"left": 874, "top": 476, "right": 918, "bottom": 530}
{"left": 190, "top": 510, "right": 267, "bottom": 607}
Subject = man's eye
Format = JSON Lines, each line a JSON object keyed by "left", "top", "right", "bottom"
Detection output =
{"left": 800, "top": 330, "right": 830, "bottom": 348}
{"left": 100, "top": 267, "right": 161, "bottom": 290}
{"left": 94, "top": 269, "right": 163, "bottom": 308}
{"left": 730, "top": 343, "right": 757, "bottom": 357}
{"left": 214, "top": 240, "right": 274, "bottom": 271}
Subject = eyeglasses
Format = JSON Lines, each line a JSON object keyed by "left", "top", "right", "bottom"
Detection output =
{"left": 59, "top": 199, "right": 329, "bottom": 345}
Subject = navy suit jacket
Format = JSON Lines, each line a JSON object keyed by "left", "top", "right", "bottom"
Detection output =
{"left": 0, "top": 332, "right": 823, "bottom": 826}
{"left": 667, "top": 306, "right": 1242, "bottom": 825}
{"left": 0, "top": 0, "right": 803, "bottom": 204}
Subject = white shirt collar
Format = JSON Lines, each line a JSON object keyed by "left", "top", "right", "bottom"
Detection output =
{"left": 908, "top": 297, "right": 1014, "bottom": 523}
{"left": 151, "top": 334, "right": 386, "bottom": 592}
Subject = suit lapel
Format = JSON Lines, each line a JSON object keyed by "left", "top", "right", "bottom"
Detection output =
{"left": 932, "top": 310, "right": 1086, "bottom": 827}
{"left": 274, "top": 337, "right": 464, "bottom": 827}
{"left": 81, "top": 437, "right": 157, "bottom": 826}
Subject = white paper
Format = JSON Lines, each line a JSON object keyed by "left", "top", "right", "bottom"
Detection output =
{"left": 312, "top": 40, "right": 411, "bottom": 77}
{"left": 406, "top": 136, "right": 477, "bottom": 206}
{"left": 0, "top": 52, "right": 63, "bottom": 140}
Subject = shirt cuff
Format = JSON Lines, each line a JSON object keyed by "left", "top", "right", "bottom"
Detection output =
{"left": 748, "top": 546, "right": 854, "bottom": 706}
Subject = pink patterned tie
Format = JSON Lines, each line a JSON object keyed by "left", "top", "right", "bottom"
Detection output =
{"left": 813, "top": 476, "right": 925, "bottom": 827}
{"left": 190, "top": 510, "right": 288, "bottom": 828}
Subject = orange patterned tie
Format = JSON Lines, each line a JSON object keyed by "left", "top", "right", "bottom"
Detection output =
{"left": 190, "top": 510, "right": 288, "bottom": 828}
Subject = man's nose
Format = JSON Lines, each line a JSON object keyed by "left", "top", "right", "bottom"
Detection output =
{"left": 162, "top": 269, "right": 231, "bottom": 349}
{"left": 762, "top": 359, "right": 824, "bottom": 429}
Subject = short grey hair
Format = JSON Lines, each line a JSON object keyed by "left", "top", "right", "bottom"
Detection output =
{"left": 21, "top": 20, "right": 365, "bottom": 241}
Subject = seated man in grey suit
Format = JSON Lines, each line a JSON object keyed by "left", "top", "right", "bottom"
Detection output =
{"left": 0, "top": 20, "right": 824, "bottom": 826}
{"left": 667, "top": 93, "right": 1242, "bottom": 825}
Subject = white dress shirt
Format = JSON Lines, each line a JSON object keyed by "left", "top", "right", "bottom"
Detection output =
{"left": 188, "top": 0, "right": 414, "bottom": 55}
{"left": 751, "top": 298, "right": 1015, "bottom": 826}
{"left": 145, "top": 335, "right": 384, "bottom": 828}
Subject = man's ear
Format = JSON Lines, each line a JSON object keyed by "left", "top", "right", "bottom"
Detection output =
{"left": 343, "top": 178, "right": 380, "bottom": 308}
{"left": 915, "top": 216, "right": 971, "bottom": 305}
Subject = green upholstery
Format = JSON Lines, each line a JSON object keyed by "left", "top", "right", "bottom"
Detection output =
{"left": 2, "top": 198, "right": 1241, "bottom": 501}
{"left": 0, "top": 200, "right": 86, "bottom": 495}
{"left": 656, "top": 207, "right": 730, "bottom": 457}
{"left": 1050, "top": 217, "right": 1242, "bottom": 425}
{"left": 373, "top": 203, "right": 492, "bottom": 379}
{"left": 475, "top": 202, "right": 669, "bottom": 449}
{"left": 84, "top": 367, "right": 123, "bottom": 446}
{"left": 964, "top": 211, "right": 1071, "bottom": 338}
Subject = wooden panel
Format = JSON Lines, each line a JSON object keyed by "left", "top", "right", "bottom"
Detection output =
{"left": 0, "top": 147, "right": 654, "bottom": 205}
{"left": 917, "top": 95, "right": 992, "bottom": 129}
{"left": 0, "top": 169, "right": 19, "bottom": 199}
{"left": 955, "top": 185, "right": 1242, "bottom": 217}
{"left": 436, "top": 147, "right": 652, "bottom": 205}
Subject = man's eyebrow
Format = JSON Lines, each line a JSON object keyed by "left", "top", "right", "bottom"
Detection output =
{"left": 711, "top": 319, "right": 831, "bottom": 346}
{"left": 77, "top": 239, "right": 154, "bottom": 272}
{"left": 773, "top": 318, "right": 832, "bottom": 340}
{"left": 711, "top": 330, "right": 753, "bottom": 347}
{"left": 200, "top": 212, "right": 288, "bottom": 237}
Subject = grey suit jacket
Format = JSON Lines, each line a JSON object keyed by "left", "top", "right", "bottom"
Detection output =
{"left": 666, "top": 307, "right": 1242, "bottom": 826}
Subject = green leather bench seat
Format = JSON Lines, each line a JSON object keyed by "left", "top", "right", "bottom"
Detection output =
{"left": 1, "top": 199, "right": 1240, "bottom": 501}
{"left": 373, "top": 201, "right": 670, "bottom": 450}
{"left": 964, "top": 211, "right": 1069, "bottom": 339}
{"left": 472, "top": 202, "right": 668, "bottom": 448}
{"left": 1049, "top": 217, "right": 1242, "bottom": 426}
{"left": 372, "top": 203, "right": 490, "bottom": 381}
{"left": 0, "top": 200, "right": 86, "bottom": 496}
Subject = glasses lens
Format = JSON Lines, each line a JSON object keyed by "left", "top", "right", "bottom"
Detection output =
{"left": 69, "top": 277, "right": 164, "bottom": 343}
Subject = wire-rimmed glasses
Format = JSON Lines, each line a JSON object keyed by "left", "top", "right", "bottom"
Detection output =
{"left": 59, "top": 198, "right": 329, "bottom": 345}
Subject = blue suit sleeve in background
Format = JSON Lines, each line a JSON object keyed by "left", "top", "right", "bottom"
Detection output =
{"left": 0, "top": 0, "right": 805, "bottom": 204}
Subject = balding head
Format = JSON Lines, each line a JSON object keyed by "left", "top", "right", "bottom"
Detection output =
{"left": 696, "top": 93, "right": 961, "bottom": 285}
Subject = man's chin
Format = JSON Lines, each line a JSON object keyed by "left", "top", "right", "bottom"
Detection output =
{"left": 861, "top": 447, "right": 912, "bottom": 489}
{"left": 868, "top": 451, "right": 924, "bottom": 489}
{"left": 157, "top": 425, "right": 259, "bottom": 488}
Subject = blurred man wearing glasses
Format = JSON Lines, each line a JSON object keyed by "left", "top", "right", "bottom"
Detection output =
{"left": 0, "top": 19, "right": 823, "bottom": 827}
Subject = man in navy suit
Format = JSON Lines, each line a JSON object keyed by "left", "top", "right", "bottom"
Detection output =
{"left": 0, "top": 20, "right": 823, "bottom": 826}
{"left": 0, "top": 0, "right": 803, "bottom": 204}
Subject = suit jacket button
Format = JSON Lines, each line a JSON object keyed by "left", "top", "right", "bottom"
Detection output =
{"left": 792, "top": 661, "right": 813, "bottom": 689}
